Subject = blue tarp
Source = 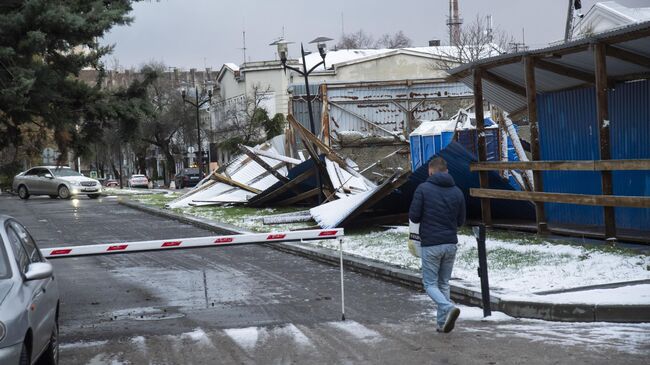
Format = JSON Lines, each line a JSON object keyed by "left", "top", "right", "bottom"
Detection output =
{"left": 383, "top": 142, "right": 535, "bottom": 220}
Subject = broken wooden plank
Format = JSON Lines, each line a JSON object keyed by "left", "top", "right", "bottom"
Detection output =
{"left": 248, "top": 167, "right": 317, "bottom": 207}
{"left": 211, "top": 173, "right": 262, "bottom": 194}
{"left": 238, "top": 144, "right": 290, "bottom": 184}
{"left": 288, "top": 113, "right": 365, "bottom": 181}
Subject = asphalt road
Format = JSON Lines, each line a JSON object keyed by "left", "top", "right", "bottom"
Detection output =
{"left": 1, "top": 194, "right": 648, "bottom": 364}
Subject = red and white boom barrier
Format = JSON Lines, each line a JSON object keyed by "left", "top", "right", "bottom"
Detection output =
{"left": 41, "top": 228, "right": 343, "bottom": 259}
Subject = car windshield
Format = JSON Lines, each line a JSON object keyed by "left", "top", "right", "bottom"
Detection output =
{"left": 0, "top": 236, "right": 11, "bottom": 279}
{"left": 52, "top": 168, "right": 82, "bottom": 177}
{"left": 183, "top": 168, "right": 200, "bottom": 175}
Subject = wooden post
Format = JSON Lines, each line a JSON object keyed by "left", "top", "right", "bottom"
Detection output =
{"left": 594, "top": 42, "right": 616, "bottom": 240}
{"left": 473, "top": 68, "right": 492, "bottom": 226}
{"left": 525, "top": 56, "right": 548, "bottom": 234}
{"left": 320, "top": 84, "right": 331, "bottom": 147}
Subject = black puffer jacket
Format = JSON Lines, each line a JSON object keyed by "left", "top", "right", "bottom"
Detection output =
{"left": 408, "top": 172, "right": 466, "bottom": 246}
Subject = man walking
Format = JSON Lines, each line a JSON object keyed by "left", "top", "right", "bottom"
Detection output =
{"left": 409, "top": 157, "right": 466, "bottom": 333}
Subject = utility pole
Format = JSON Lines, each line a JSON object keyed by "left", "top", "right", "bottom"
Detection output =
{"left": 565, "top": 0, "right": 582, "bottom": 41}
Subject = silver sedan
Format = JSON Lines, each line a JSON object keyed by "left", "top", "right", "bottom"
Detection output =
{"left": 12, "top": 166, "right": 102, "bottom": 200}
{"left": 0, "top": 216, "right": 59, "bottom": 365}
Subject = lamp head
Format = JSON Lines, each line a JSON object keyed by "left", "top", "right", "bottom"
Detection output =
{"left": 181, "top": 87, "right": 186, "bottom": 99}
{"left": 270, "top": 38, "right": 293, "bottom": 65}
{"left": 310, "top": 36, "right": 333, "bottom": 60}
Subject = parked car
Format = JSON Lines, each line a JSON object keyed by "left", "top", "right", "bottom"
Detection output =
{"left": 174, "top": 168, "right": 203, "bottom": 189}
{"left": 12, "top": 166, "right": 102, "bottom": 200}
{"left": 0, "top": 215, "right": 60, "bottom": 365}
{"left": 127, "top": 174, "right": 149, "bottom": 188}
{"left": 103, "top": 179, "right": 119, "bottom": 188}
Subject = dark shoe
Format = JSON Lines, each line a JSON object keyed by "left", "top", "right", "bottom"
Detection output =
{"left": 442, "top": 307, "right": 461, "bottom": 333}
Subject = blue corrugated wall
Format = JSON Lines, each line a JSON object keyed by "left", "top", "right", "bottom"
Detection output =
{"left": 538, "top": 79, "right": 650, "bottom": 231}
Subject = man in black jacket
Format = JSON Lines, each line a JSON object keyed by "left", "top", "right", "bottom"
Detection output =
{"left": 409, "top": 157, "right": 466, "bottom": 333}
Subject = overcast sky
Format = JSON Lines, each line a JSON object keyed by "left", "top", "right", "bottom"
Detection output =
{"left": 100, "top": 0, "right": 650, "bottom": 70}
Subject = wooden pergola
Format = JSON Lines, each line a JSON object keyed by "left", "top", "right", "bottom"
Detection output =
{"left": 449, "top": 22, "right": 650, "bottom": 242}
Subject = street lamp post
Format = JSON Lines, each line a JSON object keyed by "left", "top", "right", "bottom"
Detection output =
{"left": 271, "top": 37, "right": 332, "bottom": 203}
{"left": 182, "top": 83, "right": 213, "bottom": 175}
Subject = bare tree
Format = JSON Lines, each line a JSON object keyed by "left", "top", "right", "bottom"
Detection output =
{"left": 377, "top": 30, "right": 413, "bottom": 49}
{"left": 137, "top": 62, "right": 192, "bottom": 184}
{"left": 435, "top": 14, "right": 513, "bottom": 70}
{"left": 214, "top": 84, "right": 284, "bottom": 153}
{"left": 336, "top": 29, "right": 376, "bottom": 49}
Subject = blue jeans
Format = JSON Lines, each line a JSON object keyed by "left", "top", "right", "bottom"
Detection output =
{"left": 421, "top": 244, "right": 457, "bottom": 328}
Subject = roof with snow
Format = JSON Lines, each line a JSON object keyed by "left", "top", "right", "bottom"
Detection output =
{"left": 573, "top": 1, "right": 650, "bottom": 38}
{"left": 301, "top": 46, "right": 498, "bottom": 73}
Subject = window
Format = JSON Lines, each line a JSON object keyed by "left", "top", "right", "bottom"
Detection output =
{"left": 0, "top": 235, "right": 11, "bottom": 279}
{"left": 52, "top": 168, "right": 81, "bottom": 177}
{"left": 9, "top": 221, "right": 42, "bottom": 264}
{"left": 6, "top": 226, "right": 30, "bottom": 274}
{"left": 24, "top": 168, "right": 40, "bottom": 176}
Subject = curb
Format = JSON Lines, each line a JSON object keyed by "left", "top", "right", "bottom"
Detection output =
{"left": 118, "top": 199, "right": 650, "bottom": 323}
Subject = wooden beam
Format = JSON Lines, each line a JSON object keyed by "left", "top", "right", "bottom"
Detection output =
{"left": 320, "top": 83, "right": 331, "bottom": 147}
{"left": 594, "top": 42, "right": 616, "bottom": 240}
{"left": 473, "top": 67, "right": 492, "bottom": 226}
{"left": 470, "top": 188, "right": 650, "bottom": 208}
{"left": 482, "top": 71, "right": 527, "bottom": 97}
{"left": 286, "top": 114, "right": 334, "bottom": 198}
{"left": 534, "top": 59, "right": 595, "bottom": 84}
{"left": 247, "top": 167, "right": 316, "bottom": 207}
{"left": 605, "top": 45, "right": 650, "bottom": 69}
{"left": 275, "top": 188, "right": 320, "bottom": 207}
{"left": 524, "top": 55, "right": 548, "bottom": 234}
{"left": 238, "top": 145, "right": 290, "bottom": 184}
{"left": 288, "top": 113, "right": 364, "bottom": 181}
{"left": 470, "top": 159, "right": 650, "bottom": 171}
{"left": 210, "top": 173, "right": 262, "bottom": 194}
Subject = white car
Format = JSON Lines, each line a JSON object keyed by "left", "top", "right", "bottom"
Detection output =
{"left": 127, "top": 175, "right": 149, "bottom": 189}
{"left": 12, "top": 166, "right": 102, "bottom": 200}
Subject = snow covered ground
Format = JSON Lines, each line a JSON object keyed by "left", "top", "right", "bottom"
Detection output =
{"left": 130, "top": 194, "right": 650, "bottom": 303}
{"left": 309, "top": 226, "right": 650, "bottom": 301}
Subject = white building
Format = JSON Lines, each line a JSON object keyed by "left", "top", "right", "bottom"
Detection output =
{"left": 573, "top": 1, "right": 650, "bottom": 38}
{"left": 212, "top": 46, "right": 460, "bottom": 142}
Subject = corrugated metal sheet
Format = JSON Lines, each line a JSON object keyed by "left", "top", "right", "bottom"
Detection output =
{"left": 538, "top": 79, "right": 650, "bottom": 231}
{"left": 292, "top": 81, "right": 472, "bottom": 139}
{"left": 291, "top": 83, "right": 323, "bottom": 135}
{"left": 609, "top": 79, "right": 650, "bottom": 230}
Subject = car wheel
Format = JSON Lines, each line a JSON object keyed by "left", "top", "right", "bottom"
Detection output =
{"left": 39, "top": 319, "right": 59, "bottom": 365}
{"left": 18, "top": 185, "right": 30, "bottom": 199}
{"left": 19, "top": 342, "right": 30, "bottom": 365}
{"left": 49, "top": 195, "right": 58, "bottom": 199}
{"left": 87, "top": 194, "right": 100, "bottom": 199}
{"left": 58, "top": 185, "right": 70, "bottom": 199}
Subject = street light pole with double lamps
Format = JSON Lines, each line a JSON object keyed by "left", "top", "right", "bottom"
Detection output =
{"left": 181, "top": 82, "right": 213, "bottom": 175}
{"left": 270, "top": 36, "right": 333, "bottom": 203}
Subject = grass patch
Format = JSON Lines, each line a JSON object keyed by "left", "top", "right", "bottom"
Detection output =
{"left": 131, "top": 193, "right": 179, "bottom": 208}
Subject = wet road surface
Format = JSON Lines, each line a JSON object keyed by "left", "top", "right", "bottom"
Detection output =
{"left": 1, "top": 194, "right": 648, "bottom": 364}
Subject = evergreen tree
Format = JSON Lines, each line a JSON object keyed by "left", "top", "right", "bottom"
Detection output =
{"left": 0, "top": 0, "right": 139, "bottom": 156}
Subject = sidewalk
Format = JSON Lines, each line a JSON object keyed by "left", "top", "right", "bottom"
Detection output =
{"left": 119, "top": 198, "right": 650, "bottom": 323}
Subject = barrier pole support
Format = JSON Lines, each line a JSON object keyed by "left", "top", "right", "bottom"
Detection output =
{"left": 339, "top": 237, "right": 346, "bottom": 321}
